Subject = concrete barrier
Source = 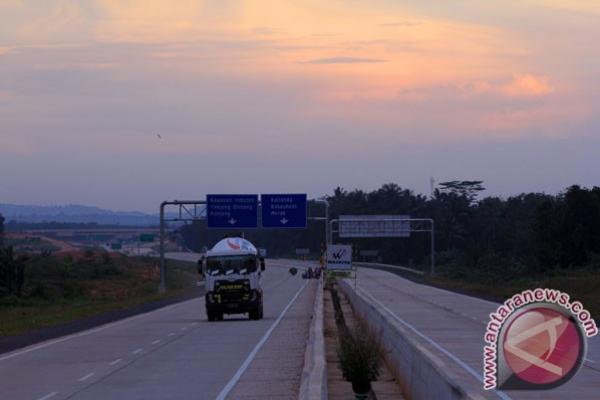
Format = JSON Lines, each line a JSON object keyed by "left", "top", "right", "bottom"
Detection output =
{"left": 298, "top": 278, "right": 327, "bottom": 400}
{"left": 339, "top": 280, "right": 497, "bottom": 400}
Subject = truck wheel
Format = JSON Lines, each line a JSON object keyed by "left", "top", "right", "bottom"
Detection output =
{"left": 259, "top": 303, "right": 264, "bottom": 319}
{"left": 207, "top": 310, "right": 215, "bottom": 322}
{"left": 216, "top": 312, "right": 224, "bottom": 321}
{"left": 249, "top": 307, "right": 260, "bottom": 320}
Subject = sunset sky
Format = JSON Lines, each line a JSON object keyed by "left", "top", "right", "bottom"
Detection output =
{"left": 1, "top": 1, "right": 598, "bottom": 212}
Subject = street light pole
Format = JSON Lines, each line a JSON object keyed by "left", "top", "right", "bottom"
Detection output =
{"left": 430, "top": 219, "right": 435, "bottom": 275}
{"left": 158, "top": 202, "right": 166, "bottom": 294}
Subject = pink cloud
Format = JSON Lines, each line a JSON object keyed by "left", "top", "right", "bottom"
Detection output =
{"left": 0, "top": 90, "right": 13, "bottom": 100}
{"left": 466, "top": 74, "right": 554, "bottom": 98}
{"left": 501, "top": 74, "right": 554, "bottom": 97}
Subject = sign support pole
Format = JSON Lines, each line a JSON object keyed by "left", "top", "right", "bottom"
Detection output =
{"left": 159, "top": 202, "right": 166, "bottom": 294}
{"left": 430, "top": 219, "right": 435, "bottom": 275}
{"left": 158, "top": 200, "right": 208, "bottom": 294}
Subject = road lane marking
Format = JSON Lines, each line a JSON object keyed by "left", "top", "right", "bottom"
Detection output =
{"left": 168, "top": 332, "right": 174, "bottom": 337}
{"left": 0, "top": 261, "right": 292, "bottom": 364}
{"left": 36, "top": 392, "right": 58, "bottom": 400}
{"left": 180, "top": 327, "right": 186, "bottom": 331}
{"left": 215, "top": 281, "right": 309, "bottom": 400}
{"left": 132, "top": 348, "right": 143, "bottom": 355}
{"left": 357, "top": 285, "right": 513, "bottom": 400}
{"left": 78, "top": 372, "right": 94, "bottom": 382}
{"left": 0, "top": 297, "right": 202, "bottom": 362}
{"left": 109, "top": 358, "right": 122, "bottom": 366}
{"left": 152, "top": 339, "right": 161, "bottom": 345}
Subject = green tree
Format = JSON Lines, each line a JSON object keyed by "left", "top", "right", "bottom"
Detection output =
{"left": 438, "top": 180, "right": 485, "bottom": 204}
{"left": 0, "top": 246, "right": 28, "bottom": 297}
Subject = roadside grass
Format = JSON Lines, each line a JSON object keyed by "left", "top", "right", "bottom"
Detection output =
{"left": 0, "top": 253, "right": 199, "bottom": 337}
{"left": 427, "top": 265, "right": 600, "bottom": 317}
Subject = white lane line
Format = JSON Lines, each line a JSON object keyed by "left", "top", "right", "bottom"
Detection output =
{"left": 0, "top": 297, "right": 202, "bottom": 362}
{"left": 167, "top": 332, "right": 174, "bottom": 337}
{"left": 215, "top": 281, "right": 309, "bottom": 400}
{"left": 585, "top": 358, "right": 595, "bottom": 363}
{"left": 78, "top": 372, "right": 94, "bottom": 382}
{"left": 357, "top": 285, "right": 513, "bottom": 400}
{"left": 180, "top": 327, "right": 186, "bottom": 331}
{"left": 36, "top": 392, "right": 58, "bottom": 400}
{"left": 132, "top": 348, "right": 143, "bottom": 355}
{"left": 109, "top": 358, "right": 122, "bottom": 366}
{"left": 151, "top": 339, "right": 161, "bottom": 345}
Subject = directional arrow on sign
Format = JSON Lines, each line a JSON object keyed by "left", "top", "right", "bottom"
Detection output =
{"left": 228, "top": 218, "right": 237, "bottom": 225}
{"left": 280, "top": 218, "right": 288, "bottom": 225}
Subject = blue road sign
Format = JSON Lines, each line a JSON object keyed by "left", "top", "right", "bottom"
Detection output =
{"left": 261, "top": 194, "right": 307, "bottom": 228}
{"left": 207, "top": 194, "right": 258, "bottom": 228}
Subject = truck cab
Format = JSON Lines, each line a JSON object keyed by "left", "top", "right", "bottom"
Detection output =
{"left": 200, "top": 237, "right": 265, "bottom": 321}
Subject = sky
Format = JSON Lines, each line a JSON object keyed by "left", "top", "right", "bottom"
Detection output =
{"left": 0, "top": 0, "right": 599, "bottom": 212}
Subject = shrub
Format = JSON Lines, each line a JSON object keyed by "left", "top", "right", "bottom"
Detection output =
{"left": 337, "top": 325, "right": 383, "bottom": 395}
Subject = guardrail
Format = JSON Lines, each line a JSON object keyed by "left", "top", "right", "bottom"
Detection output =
{"left": 354, "top": 262, "right": 425, "bottom": 276}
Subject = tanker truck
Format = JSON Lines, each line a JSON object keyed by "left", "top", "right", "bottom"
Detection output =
{"left": 199, "top": 236, "right": 265, "bottom": 321}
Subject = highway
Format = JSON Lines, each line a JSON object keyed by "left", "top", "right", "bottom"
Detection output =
{"left": 351, "top": 267, "right": 600, "bottom": 400}
{"left": 2, "top": 256, "right": 597, "bottom": 400}
{"left": 0, "top": 257, "right": 318, "bottom": 400}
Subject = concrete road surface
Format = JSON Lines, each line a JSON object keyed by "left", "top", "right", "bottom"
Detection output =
{"left": 0, "top": 258, "right": 318, "bottom": 400}
{"left": 352, "top": 267, "right": 600, "bottom": 400}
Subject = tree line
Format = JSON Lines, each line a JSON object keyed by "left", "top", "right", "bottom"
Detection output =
{"left": 180, "top": 183, "right": 600, "bottom": 278}
{"left": 0, "top": 214, "right": 28, "bottom": 298}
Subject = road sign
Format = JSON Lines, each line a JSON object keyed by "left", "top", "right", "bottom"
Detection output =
{"left": 206, "top": 194, "right": 258, "bottom": 228}
{"left": 296, "top": 248, "right": 310, "bottom": 255}
{"left": 327, "top": 244, "right": 352, "bottom": 270}
{"left": 339, "top": 215, "right": 410, "bottom": 238}
{"left": 261, "top": 194, "right": 307, "bottom": 228}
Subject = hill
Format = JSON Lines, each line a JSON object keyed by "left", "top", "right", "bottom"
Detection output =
{"left": 0, "top": 203, "right": 157, "bottom": 226}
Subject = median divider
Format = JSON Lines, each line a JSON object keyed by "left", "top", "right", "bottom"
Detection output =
{"left": 298, "top": 278, "right": 327, "bottom": 400}
{"left": 338, "top": 279, "right": 496, "bottom": 400}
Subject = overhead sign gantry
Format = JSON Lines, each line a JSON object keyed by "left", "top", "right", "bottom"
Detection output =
{"left": 329, "top": 216, "right": 435, "bottom": 275}
{"left": 158, "top": 194, "right": 328, "bottom": 293}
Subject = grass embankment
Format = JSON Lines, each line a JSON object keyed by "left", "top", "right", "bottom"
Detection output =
{"left": 427, "top": 264, "right": 600, "bottom": 317}
{"left": 0, "top": 251, "right": 198, "bottom": 337}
